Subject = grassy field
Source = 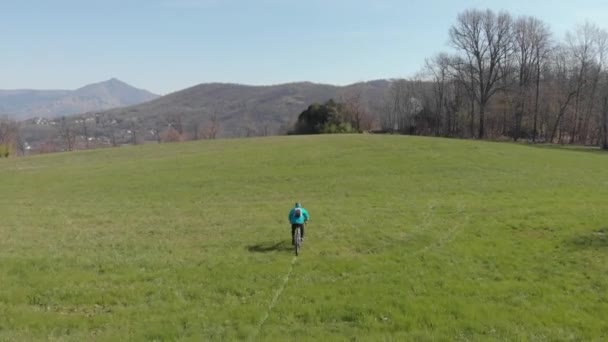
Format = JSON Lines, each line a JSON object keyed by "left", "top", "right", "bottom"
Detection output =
{"left": 1, "top": 135, "right": 607, "bottom": 341}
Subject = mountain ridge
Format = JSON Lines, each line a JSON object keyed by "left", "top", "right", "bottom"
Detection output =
{"left": 17, "top": 79, "right": 394, "bottom": 150}
{"left": 0, "top": 79, "right": 159, "bottom": 120}
{"left": 91, "top": 79, "right": 391, "bottom": 138}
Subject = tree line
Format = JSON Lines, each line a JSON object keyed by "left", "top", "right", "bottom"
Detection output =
{"left": 379, "top": 9, "right": 608, "bottom": 149}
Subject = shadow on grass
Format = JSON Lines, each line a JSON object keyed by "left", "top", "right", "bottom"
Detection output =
{"left": 521, "top": 143, "right": 608, "bottom": 155}
{"left": 569, "top": 228, "right": 608, "bottom": 248}
{"left": 247, "top": 241, "right": 292, "bottom": 253}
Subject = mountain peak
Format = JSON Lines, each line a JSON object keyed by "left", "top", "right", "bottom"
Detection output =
{"left": 79, "top": 78, "right": 129, "bottom": 90}
{"left": 74, "top": 78, "right": 158, "bottom": 98}
{"left": 1, "top": 79, "right": 160, "bottom": 120}
{"left": 104, "top": 77, "right": 118, "bottom": 83}
{"left": 105, "top": 77, "right": 127, "bottom": 85}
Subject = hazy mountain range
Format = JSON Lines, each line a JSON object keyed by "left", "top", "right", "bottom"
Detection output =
{"left": 16, "top": 79, "right": 393, "bottom": 148}
{"left": 0, "top": 78, "right": 159, "bottom": 120}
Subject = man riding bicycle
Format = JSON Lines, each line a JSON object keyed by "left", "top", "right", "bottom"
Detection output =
{"left": 289, "top": 202, "right": 309, "bottom": 245}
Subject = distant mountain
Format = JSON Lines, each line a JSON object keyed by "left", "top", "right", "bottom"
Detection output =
{"left": 0, "top": 78, "right": 159, "bottom": 120}
{"left": 94, "top": 80, "right": 391, "bottom": 138}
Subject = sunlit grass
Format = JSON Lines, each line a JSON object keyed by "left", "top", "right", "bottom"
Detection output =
{"left": 1, "top": 135, "right": 607, "bottom": 340}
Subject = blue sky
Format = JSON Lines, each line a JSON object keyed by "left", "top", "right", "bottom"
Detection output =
{"left": 1, "top": 0, "right": 607, "bottom": 94}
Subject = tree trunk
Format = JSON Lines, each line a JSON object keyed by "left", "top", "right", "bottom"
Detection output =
{"left": 514, "top": 103, "right": 524, "bottom": 142}
{"left": 533, "top": 60, "right": 541, "bottom": 142}
{"left": 470, "top": 100, "right": 475, "bottom": 138}
{"left": 570, "top": 96, "right": 580, "bottom": 144}
{"left": 478, "top": 103, "right": 485, "bottom": 139}
{"left": 82, "top": 121, "right": 89, "bottom": 149}
{"left": 602, "top": 96, "right": 608, "bottom": 150}
{"left": 502, "top": 106, "right": 507, "bottom": 137}
{"left": 550, "top": 108, "right": 567, "bottom": 144}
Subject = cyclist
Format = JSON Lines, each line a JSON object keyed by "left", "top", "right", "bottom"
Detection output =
{"left": 288, "top": 202, "right": 309, "bottom": 245}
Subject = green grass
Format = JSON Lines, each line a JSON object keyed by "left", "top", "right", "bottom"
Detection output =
{"left": 1, "top": 135, "right": 607, "bottom": 341}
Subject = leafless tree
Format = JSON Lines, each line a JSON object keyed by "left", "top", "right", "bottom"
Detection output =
{"left": 548, "top": 46, "right": 578, "bottom": 142}
{"left": 58, "top": 116, "right": 76, "bottom": 151}
{"left": 81, "top": 119, "right": 90, "bottom": 149}
{"left": 423, "top": 53, "right": 451, "bottom": 135}
{"left": 241, "top": 112, "right": 257, "bottom": 137}
{"left": 167, "top": 112, "right": 184, "bottom": 136}
{"left": 203, "top": 111, "right": 221, "bottom": 139}
{"left": 0, "top": 119, "right": 19, "bottom": 157}
{"left": 601, "top": 94, "right": 608, "bottom": 149}
{"left": 512, "top": 16, "right": 539, "bottom": 140}
{"left": 102, "top": 114, "right": 118, "bottom": 147}
{"left": 129, "top": 120, "right": 139, "bottom": 145}
{"left": 531, "top": 19, "right": 552, "bottom": 142}
{"left": 450, "top": 55, "right": 479, "bottom": 137}
{"left": 161, "top": 127, "right": 184, "bottom": 142}
{"left": 565, "top": 22, "right": 599, "bottom": 143}
{"left": 450, "top": 9, "right": 514, "bottom": 138}
{"left": 341, "top": 90, "right": 371, "bottom": 132}
{"left": 187, "top": 117, "right": 202, "bottom": 140}
{"left": 259, "top": 121, "right": 271, "bottom": 136}
{"left": 383, "top": 79, "right": 418, "bottom": 133}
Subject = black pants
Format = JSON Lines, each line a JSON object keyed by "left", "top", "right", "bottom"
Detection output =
{"left": 291, "top": 223, "right": 304, "bottom": 243}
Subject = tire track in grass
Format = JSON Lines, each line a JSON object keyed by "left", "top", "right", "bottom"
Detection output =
{"left": 248, "top": 255, "right": 297, "bottom": 342}
{"left": 357, "top": 200, "right": 439, "bottom": 255}
{"left": 411, "top": 203, "right": 469, "bottom": 256}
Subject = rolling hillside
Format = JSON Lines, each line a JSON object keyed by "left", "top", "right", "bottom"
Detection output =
{"left": 90, "top": 80, "right": 391, "bottom": 137}
{"left": 18, "top": 80, "right": 392, "bottom": 151}
{"left": 1, "top": 135, "right": 607, "bottom": 340}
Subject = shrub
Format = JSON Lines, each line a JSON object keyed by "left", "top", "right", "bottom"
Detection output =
{"left": 0, "top": 144, "right": 10, "bottom": 158}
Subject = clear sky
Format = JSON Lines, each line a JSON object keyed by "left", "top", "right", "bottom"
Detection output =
{"left": 1, "top": 0, "right": 607, "bottom": 94}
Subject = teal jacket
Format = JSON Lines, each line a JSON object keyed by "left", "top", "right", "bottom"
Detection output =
{"left": 289, "top": 207, "right": 309, "bottom": 225}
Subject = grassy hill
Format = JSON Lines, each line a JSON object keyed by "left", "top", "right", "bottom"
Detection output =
{"left": 1, "top": 135, "right": 607, "bottom": 340}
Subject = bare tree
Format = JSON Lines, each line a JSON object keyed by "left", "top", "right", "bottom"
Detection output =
{"left": 601, "top": 94, "right": 608, "bottom": 149}
{"left": 187, "top": 117, "right": 202, "bottom": 140}
{"left": 450, "top": 9, "right": 514, "bottom": 138}
{"left": 596, "top": 29, "right": 608, "bottom": 149}
{"left": 15, "top": 125, "right": 28, "bottom": 156}
{"left": 81, "top": 118, "right": 90, "bottom": 149}
{"left": 259, "top": 121, "right": 271, "bottom": 136}
{"left": 565, "top": 22, "right": 598, "bottom": 143}
{"left": 129, "top": 120, "right": 139, "bottom": 145}
{"left": 341, "top": 90, "right": 370, "bottom": 132}
{"left": 0, "top": 119, "right": 19, "bottom": 157}
{"left": 383, "top": 79, "right": 418, "bottom": 133}
{"left": 100, "top": 114, "right": 119, "bottom": 147}
{"left": 58, "top": 117, "right": 76, "bottom": 151}
{"left": 424, "top": 53, "right": 453, "bottom": 136}
{"left": 161, "top": 127, "right": 184, "bottom": 142}
{"left": 548, "top": 46, "right": 578, "bottom": 142}
{"left": 531, "top": 19, "right": 552, "bottom": 142}
{"left": 150, "top": 127, "right": 162, "bottom": 143}
{"left": 512, "top": 16, "right": 539, "bottom": 140}
{"left": 450, "top": 55, "right": 479, "bottom": 137}
{"left": 203, "top": 111, "right": 221, "bottom": 139}
{"left": 167, "top": 112, "right": 184, "bottom": 136}
{"left": 241, "top": 112, "right": 257, "bottom": 137}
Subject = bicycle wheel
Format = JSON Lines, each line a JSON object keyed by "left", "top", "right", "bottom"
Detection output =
{"left": 294, "top": 227, "right": 301, "bottom": 256}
